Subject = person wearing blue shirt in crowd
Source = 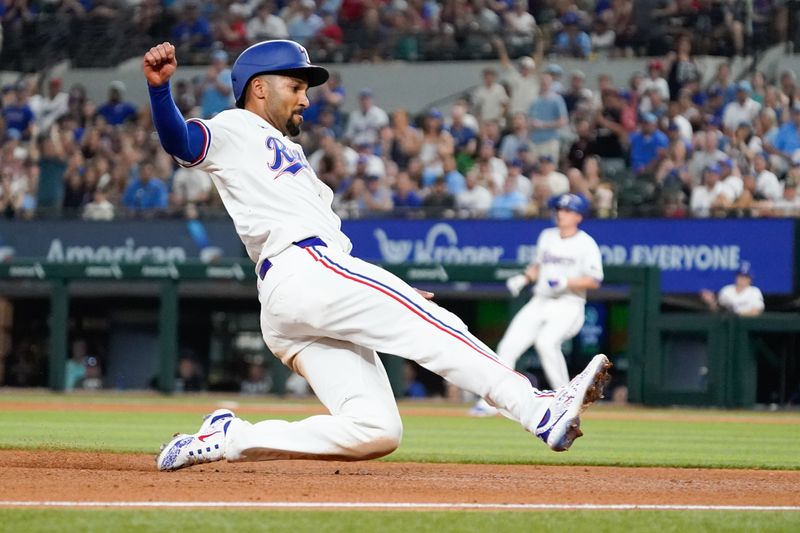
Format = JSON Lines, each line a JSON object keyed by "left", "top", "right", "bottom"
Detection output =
{"left": 553, "top": 12, "right": 591, "bottom": 59}
{"left": 171, "top": 2, "right": 213, "bottom": 55}
{"left": 2, "top": 83, "right": 35, "bottom": 139}
{"left": 489, "top": 174, "right": 527, "bottom": 218}
{"left": 628, "top": 112, "right": 669, "bottom": 176}
{"left": 767, "top": 103, "right": 800, "bottom": 164}
{"left": 96, "top": 81, "right": 138, "bottom": 126}
{"left": 200, "top": 50, "right": 234, "bottom": 118}
{"left": 122, "top": 162, "right": 168, "bottom": 212}
{"left": 527, "top": 72, "right": 568, "bottom": 162}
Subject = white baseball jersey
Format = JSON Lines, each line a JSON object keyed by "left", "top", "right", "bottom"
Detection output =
{"left": 718, "top": 284, "right": 764, "bottom": 315}
{"left": 533, "top": 227, "right": 604, "bottom": 303}
{"left": 176, "top": 109, "right": 352, "bottom": 268}
{"left": 167, "top": 106, "right": 556, "bottom": 462}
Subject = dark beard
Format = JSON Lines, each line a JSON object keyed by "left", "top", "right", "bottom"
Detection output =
{"left": 286, "top": 117, "right": 300, "bottom": 137}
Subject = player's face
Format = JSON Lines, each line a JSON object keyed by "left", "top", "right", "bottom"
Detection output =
{"left": 261, "top": 75, "right": 310, "bottom": 136}
{"left": 555, "top": 208, "right": 582, "bottom": 230}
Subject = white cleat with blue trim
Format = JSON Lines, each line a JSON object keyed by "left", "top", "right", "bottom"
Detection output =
{"left": 156, "top": 409, "right": 235, "bottom": 471}
{"left": 535, "top": 354, "right": 611, "bottom": 452}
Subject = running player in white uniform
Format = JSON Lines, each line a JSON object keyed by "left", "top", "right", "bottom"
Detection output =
{"left": 700, "top": 262, "right": 764, "bottom": 316}
{"left": 145, "top": 41, "right": 610, "bottom": 471}
{"left": 471, "top": 193, "right": 603, "bottom": 416}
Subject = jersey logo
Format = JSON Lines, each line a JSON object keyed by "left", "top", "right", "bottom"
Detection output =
{"left": 266, "top": 136, "right": 308, "bottom": 179}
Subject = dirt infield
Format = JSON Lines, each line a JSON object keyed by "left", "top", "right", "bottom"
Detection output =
{"left": 2, "top": 450, "right": 799, "bottom": 508}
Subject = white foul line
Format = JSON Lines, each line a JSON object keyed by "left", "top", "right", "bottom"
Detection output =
{"left": 0, "top": 501, "right": 798, "bottom": 511}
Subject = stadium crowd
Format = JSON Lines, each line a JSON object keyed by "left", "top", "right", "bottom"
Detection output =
{"left": 0, "top": 3, "right": 799, "bottom": 220}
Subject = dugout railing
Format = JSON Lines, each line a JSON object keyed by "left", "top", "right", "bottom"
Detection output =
{"left": 0, "top": 261, "right": 660, "bottom": 400}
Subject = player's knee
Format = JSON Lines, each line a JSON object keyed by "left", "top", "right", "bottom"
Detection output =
{"left": 534, "top": 336, "right": 562, "bottom": 357}
{"left": 354, "top": 416, "right": 403, "bottom": 458}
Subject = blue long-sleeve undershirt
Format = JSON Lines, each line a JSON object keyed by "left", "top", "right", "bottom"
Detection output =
{"left": 148, "top": 82, "right": 205, "bottom": 163}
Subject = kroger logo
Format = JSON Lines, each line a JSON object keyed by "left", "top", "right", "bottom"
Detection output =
{"left": 373, "top": 223, "right": 504, "bottom": 264}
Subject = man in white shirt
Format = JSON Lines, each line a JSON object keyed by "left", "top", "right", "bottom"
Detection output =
{"left": 344, "top": 88, "right": 389, "bottom": 147}
{"left": 690, "top": 163, "right": 737, "bottom": 217}
{"left": 472, "top": 68, "right": 509, "bottom": 128}
{"left": 722, "top": 81, "right": 762, "bottom": 135}
{"left": 752, "top": 151, "right": 782, "bottom": 201}
{"left": 701, "top": 262, "right": 764, "bottom": 317}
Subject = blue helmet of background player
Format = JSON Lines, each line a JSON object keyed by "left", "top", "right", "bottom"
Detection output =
{"left": 547, "top": 193, "right": 589, "bottom": 217}
{"left": 737, "top": 261, "right": 753, "bottom": 279}
{"left": 231, "top": 40, "right": 329, "bottom": 108}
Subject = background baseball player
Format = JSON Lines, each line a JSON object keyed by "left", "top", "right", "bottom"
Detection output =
{"left": 471, "top": 193, "right": 603, "bottom": 417}
{"left": 143, "top": 40, "right": 610, "bottom": 471}
{"left": 700, "top": 262, "right": 764, "bottom": 316}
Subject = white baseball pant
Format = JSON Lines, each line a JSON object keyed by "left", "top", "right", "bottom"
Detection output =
{"left": 224, "top": 243, "right": 554, "bottom": 461}
{"left": 496, "top": 296, "right": 586, "bottom": 389}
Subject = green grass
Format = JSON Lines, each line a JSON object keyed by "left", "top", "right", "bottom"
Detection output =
{"left": 1, "top": 509, "right": 798, "bottom": 533}
{"left": 0, "top": 393, "right": 798, "bottom": 469}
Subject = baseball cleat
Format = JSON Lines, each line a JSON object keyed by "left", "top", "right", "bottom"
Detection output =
{"left": 534, "top": 354, "right": 611, "bottom": 452}
{"left": 156, "top": 408, "right": 235, "bottom": 471}
{"left": 468, "top": 398, "right": 499, "bottom": 417}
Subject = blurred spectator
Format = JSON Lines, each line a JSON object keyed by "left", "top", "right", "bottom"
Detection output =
{"left": 240, "top": 358, "right": 272, "bottom": 395}
{"left": 562, "top": 69, "right": 593, "bottom": 117}
{"left": 418, "top": 108, "right": 453, "bottom": 181}
{"left": 765, "top": 103, "right": 800, "bottom": 168}
{"left": 217, "top": 3, "right": 249, "bottom": 52}
{"left": 498, "top": 113, "right": 529, "bottom": 164}
{"left": 553, "top": 11, "right": 592, "bottom": 58}
{"left": 288, "top": 0, "right": 324, "bottom": 46}
{"left": 29, "top": 78, "right": 69, "bottom": 134}
{"left": 457, "top": 168, "right": 493, "bottom": 216}
{"left": 2, "top": 83, "right": 35, "bottom": 140}
{"left": 664, "top": 34, "right": 700, "bottom": 101}
{"left": 65, "top": 338, "right": 89, "bottom": 391}
{"left": 628, "top": 112, "right": 669, "bottom": 176}
{"left": 351, "top": 7, "right": 387, "bottom": 62}
{"left": 503, "top": 0, "right": 536, "bottom": 55}
{"left": 171, "top": 2, "right": 214, "bottom": 60}
{"left": 472, "top": 68, "right": 509, "bottom": 128}
{"left": 489, "top": 172, "right": 526, "bottom": 218}
{"left": 690, "top": 163, "right": 735, "bottom": 217}
{"left": 590, "top": 15, "right": 616, "bottom": 57}
{"left": 422, "top": 176, "right": 455, "bottom": 217}
{"left": 701, "top": 262, "right": 764, "bottom": 317}
{"left": 494, "top": 36, "right": 541, "bottom": 120}
{"left": 689, "top": 129, "right": 727, "bottom": 185}
{"left": 591, "top": 89, "right": 629, "bottom": 165}
{"left": 392, "top": 170, "right": 423, "bottom": 211}
{"left": 171, "top": 165, "right": 213, "bottom": 209}
{"left": 527, "top": 72, "right": 568, "bottom": 162}
{"left": 246, "top": 0, "right": 289, "bottom": 43}
{"left": 752, "top": 152, "right": 782, "bottom": 202}
{"left": 770, "top": 177, "right": 800, "bottom": 217}
{"left": 304, "top": 71, "right": 346, "bottom": 132}
{"left": 344, "top": 88, "right": 389, "bottom": 147}
{"left": 534, "top": 154, "right": 569, "bottom": 198}
{"left": 96, "top": 81, "right": 138, "bottom": 127}
{"left": 176, "top": 354, "right": 204, "bottom": 392}
{"left": 641, "top": 59, "right": 670, "bottom": 102}
{"left": 200, "top": 50, "right": 234, "bottom": 118}
{"left": 362, "top": 174, "right": 394, "bottom": 214}
{"left": 122, "top": 162, "right": 168, "bottom": 213}
{"left": 82, "top": 188, "right": 115, "bottom": 221}
{"left": 722, "top": 81, "right": 762, "bottom": 135}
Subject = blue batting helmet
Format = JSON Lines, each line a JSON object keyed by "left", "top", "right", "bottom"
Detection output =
{"left": 231, "top": 40, "right": 329, "bottom": 108}
{"left": 548, "top": 193, "right": 589, "bottom": 216}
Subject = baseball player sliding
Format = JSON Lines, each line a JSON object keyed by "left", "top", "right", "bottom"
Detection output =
{"left": 144, "top": 40, "right": 611, "bottom": 471}
{"left": 471, "top": 194, "right": 603, "bottom": 417}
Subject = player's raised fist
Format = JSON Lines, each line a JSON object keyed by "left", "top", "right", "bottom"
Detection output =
{"left": 143, "top": 42, "right": 177, "bottom": 87}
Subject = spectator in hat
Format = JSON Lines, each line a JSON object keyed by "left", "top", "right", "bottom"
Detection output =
{"left": 543, "top": 63, "right": 564, "bottom": 94}
{"left": 628, "top": 112, "right": 669, "bottom": 176}
{"left": 718, "top": 156, "right": 743, "bottom": 201}
{"left": 562, "top": 70, "right": 592, "bottom": 116}
{"left": 122, "top": 162, "right": 169, "bottom": 214}
{"left": 344, "top": 88, "right": 389, "bottom": 148}
{"left": 498, "top": 112, "right": 529, "bottom": 164}
{"left": 527, "top": 72, "right": 568, "bottom": 162}
{"left": 422, "top": 176, "right": 455, "bottom": 218}
{"left": 200, "top": 49, "right": 234, "bottom": 118}
{"left": 493, "top": 35, "right": 542, "bottom": 119}
{"left": 502, "top": 0, "right": 537, "bottom": 54}
{"left": 553, "top": 11, "right": 591, "bottom": 58}
{"left": 533, "top": 154, "right": 569, "bottom": 198}
{"left": 640, "top": 59, "right": 670, "bottom": 102}
{"left": 690, "top": 163, "right": 736, "bottom": 218}
{"left": 489, "top": 172, "right": 527, "bottom": 219}
{"left": 701, "top": 262, "right": 764, "bottom": 317}
{"left": 447, "top": 101, "right": 478, "bottom": 163}
{"left": 722, "top": 80, "right": 761, "bottom": 135}
{"left": 689, "top": 129, "right": 727, "bottom": 185}
{"left": 246, "top": 0, "right": 289, "bottom": 43}
{"left": 96, "top": 81, "right": 138, "bottom": 126}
